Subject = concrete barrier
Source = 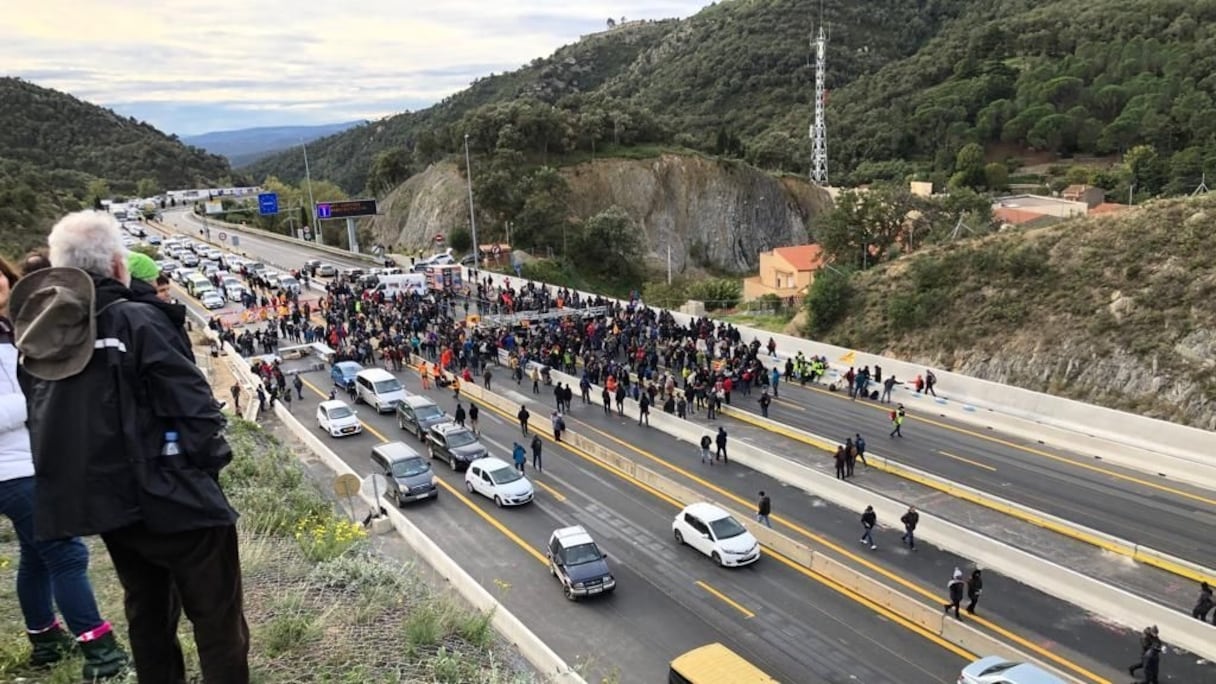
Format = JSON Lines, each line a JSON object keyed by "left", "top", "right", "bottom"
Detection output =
{"left": 447, "top": 367, "right": 1086, "bottom": 683}
{"left": 267, "top": 402, "right": 585, "bottom": 683}
{"left": 468, "top": 269, "right": 1216, "bottom": 482}
{"left": 538, "top": 367, "right": 1216, "bottom": 662}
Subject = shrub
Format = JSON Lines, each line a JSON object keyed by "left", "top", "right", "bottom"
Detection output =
{"left": 804, "top": 268, "right": 853, "bottom": 335}
{"left": 293, "top": 512, "right": 367, "bottom": 562}
{"left": 687, "top": 278, "right": 742, "bottom": 310}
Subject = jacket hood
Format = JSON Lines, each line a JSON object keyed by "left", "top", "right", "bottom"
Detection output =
{"left": 129, "top": 278, "right": 187, "bottom": 329}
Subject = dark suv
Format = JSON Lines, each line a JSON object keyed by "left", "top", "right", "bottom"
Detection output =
{"left": 427, "top": 422, "right": 488, "bottom": 471}
{"left": 547, "top": 525, "right": 616, "bottom": 601}
{"left": 397, "top": 395, "right": 449, "bottom": 440}
{"left": 370, "top": 442, "right": 438, "bottom": 506}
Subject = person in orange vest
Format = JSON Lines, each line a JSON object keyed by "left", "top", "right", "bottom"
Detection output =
{"left": 605, "top": 374, "right": 618, "bottom": 395}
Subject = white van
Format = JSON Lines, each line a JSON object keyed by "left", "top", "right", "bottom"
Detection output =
{"left": 376, "top": 273, "right": 428, "bottom": 296}
{"left": 355, "top": 368, "right": 406, "bottom": 413}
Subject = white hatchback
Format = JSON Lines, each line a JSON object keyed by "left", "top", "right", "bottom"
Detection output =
{"left": 464, "top": 456, "right": 534, "bottom": 507}
{"left": 672, "top": 502, "right": 760, "bottom": 567}
{"left": 316, "top": 400, "right": 363, "bottom": 438}
{"left": 959, "top": 656, "right": 1066, "bottom": 684}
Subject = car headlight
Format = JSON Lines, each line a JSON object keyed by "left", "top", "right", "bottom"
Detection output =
{"left": 431, "top": 476, "right": 438, "bottom": 486}
{"left": 573, "top": 582, "right": 585, "bottom": 589}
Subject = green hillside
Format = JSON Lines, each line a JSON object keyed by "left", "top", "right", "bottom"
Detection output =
{"left": 250, "top": 0, "right": 1216, "bottom": 203}
{"left": 0, "top": 77, "right": 234, "bottom": 257}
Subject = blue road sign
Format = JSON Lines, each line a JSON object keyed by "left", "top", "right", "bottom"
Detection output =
{"left": 257, "top": 192, "right": 279, "bottom": 216}
{"left": 315, "top": 202, "right": 332, "bottom": 219}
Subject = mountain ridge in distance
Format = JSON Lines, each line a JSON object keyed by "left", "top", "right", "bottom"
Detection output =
{"left": 184, "top": 120, "right": 365, "bottom": 167}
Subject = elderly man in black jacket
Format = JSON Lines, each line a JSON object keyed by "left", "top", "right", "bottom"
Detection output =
{"left": 11, "top": 211, "right": 249, "bottom": 683}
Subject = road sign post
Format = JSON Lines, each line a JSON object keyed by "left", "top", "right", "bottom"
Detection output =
{"left": 346, "top": 217, "right": 360, "bottom": 254}
{"left": 314, "top": 199, "right": 377, "bottom": 255}
{"left": 257, "top": 193, "right": 279, "bottom": 216}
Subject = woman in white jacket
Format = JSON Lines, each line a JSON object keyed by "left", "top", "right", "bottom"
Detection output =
{"left": 0, "top": 257, "right": 127, "bottom": 678}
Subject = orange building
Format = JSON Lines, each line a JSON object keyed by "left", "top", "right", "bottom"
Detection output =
{"left": 743, "top": 244, "right": 825, "bottom": 301}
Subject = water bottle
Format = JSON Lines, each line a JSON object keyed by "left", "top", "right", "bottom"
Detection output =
{"left": 162, "top": 432, "right": 181, "bottom": 458}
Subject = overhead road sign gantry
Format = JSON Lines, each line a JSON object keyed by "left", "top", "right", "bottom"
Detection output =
{"left": 314, "top": 199, "right": 378, "bottom": 220}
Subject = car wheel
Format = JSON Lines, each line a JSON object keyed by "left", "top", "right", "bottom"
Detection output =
{"left": 465, "top": 480, "right": 474, "bottom": 493}
{"left": 712, "top": 552, "right": 724, "bottom": 567}
{"left": 563, "top": 584, "right": 576, "bottom": 601}
{"left": 395, "top": 490, "right": 404, "bottom": 508}
{"left": 673, "top": 529, "right": 684, "bottom": 545}
{"left": 494, "top": 495, "right": 503, "bottom": 508}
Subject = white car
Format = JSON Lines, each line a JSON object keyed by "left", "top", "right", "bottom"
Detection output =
{"left": 464, "top": 456, "right": 534, "bottom": 507}
{"left": 316, "top": 400, "right": 363, "bottom": 438}
{"left": 958, "top": 656, "right": 1065, "bottom": 684}
{"left": 200, "top": 291, "right": 225, "bottom": 310}
{"left": 672, "top": 502, "right": 760, "bottom": 567}
{"left": 225, "top": 284, "right": 248, "bottom": 303}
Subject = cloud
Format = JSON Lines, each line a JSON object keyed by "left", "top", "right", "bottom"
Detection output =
{"left": 4, "top": 0, "right": 707, "bottom": 135}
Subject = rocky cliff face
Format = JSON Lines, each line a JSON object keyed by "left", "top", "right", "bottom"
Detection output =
{"left": 363, "top": 154, "right": 831, "bottom": 274}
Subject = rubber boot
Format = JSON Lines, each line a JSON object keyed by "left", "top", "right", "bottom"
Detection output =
{"left": 78, "top": 629, "right": 128, "bottom": 681}
{"left": 27, "top": 623, "right": 75, "bottom": 667}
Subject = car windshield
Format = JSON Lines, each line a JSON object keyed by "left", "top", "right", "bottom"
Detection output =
{"left": 563, "top": 542, "right": 602, "bottom": 566}
{"left": 708, "top": 516, "right": 747, "bottom": 540}
{"left": 280, "top": 277, "right": 299, "bottom": 287}
{"left": 979, "top": 662, "right": 1018, "bottom": 676}
{"left": 415, "top": 405, "right": 443, "bottom": 419}
{"left": 373, "top": 379, "right": 401, "bottom": 393}
{"left": 489, "top": 467, "right": 522, "bottom": 485}
{"left": 338, "top": 365, "right": 360, "bottom": 377}
{"left": 327, "top": 406, "right": 353, "bottom": 419}
{"left": 446, "top": 430, "right": 477, "bottom": 447}
{"left": 391, "top": 458, "right": 429, "bottom": 478}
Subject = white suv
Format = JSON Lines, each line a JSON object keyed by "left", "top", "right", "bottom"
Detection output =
{"left": 464, "top": 456, "right": 533, "bottom": 507}
{"left": 672, "top": 502, "right": 760, "bottom": 567}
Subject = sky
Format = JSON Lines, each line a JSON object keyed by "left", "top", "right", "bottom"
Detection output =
{"left": 4, "top": 0, "right": 708, "bottom": 136}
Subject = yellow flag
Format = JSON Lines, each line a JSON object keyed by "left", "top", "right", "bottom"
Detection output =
{"left": 839, "top": 350, "right": 856, "bottom": 365}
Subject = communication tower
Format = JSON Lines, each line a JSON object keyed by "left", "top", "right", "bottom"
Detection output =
{"left": 809, "top": 23, "right": 829, "bottom": 185}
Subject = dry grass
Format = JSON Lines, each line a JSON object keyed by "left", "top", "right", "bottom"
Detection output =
{"left": 0, "top": 421, "right": 535, "bottom": 684}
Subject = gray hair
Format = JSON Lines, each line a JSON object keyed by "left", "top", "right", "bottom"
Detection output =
{"left": 47, "top": 210, "right": 127, "bottom": 278}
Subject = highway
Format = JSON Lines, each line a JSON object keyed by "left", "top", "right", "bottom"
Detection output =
{"left": 713, "top": 378, "right": 1216, "bottom": 569}
{"left": 271, "top": 361, "right": 972, "bottom": 683}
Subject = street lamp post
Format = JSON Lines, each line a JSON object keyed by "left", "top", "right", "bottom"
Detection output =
{"left": 463, "top": 135, "right": 480, "bottom": 272}
{"left": 301, "top": 141, "right": 317, "bottom": 242}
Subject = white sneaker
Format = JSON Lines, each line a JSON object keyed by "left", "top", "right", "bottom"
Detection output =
{"left": 870, "top": 545, "right": 878, "bottom": 550}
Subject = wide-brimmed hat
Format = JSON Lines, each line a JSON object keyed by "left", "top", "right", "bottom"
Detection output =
{"left": 10, "top": 267, "right": 97, "bottom": 381}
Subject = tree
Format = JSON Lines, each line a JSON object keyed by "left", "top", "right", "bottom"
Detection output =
{"left": 573, "top": 206, "right": 645, "bottom": 285}
{"left": 85, "top": 179, "right": 110, "bottom": 209}
{"left": 1125, "top": 144, "right": 1167, "bottom": 195}
{"left": 366, "top": 148, "right": 412, "bottom": 195}
{"left": 448, "top": 226, "right": 473, "bottom": 254}
{"left": 983, "top": 162, "right": 1009, "bottom": 190}
{"left": 814, "top": 184, "right": 915, "bottom": 269}
{"left": 135, "top": 177, "right": 160, "bottom": 199}
{"left": 951, "top": 143, "right": 986, "bottom": 190}
{"left": 804, "top": 266, "right": 853, "bottom": 335}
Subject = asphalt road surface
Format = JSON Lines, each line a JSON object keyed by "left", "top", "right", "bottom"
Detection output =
{"left": 281, "top": 364, "right": 971, "bottom": 684}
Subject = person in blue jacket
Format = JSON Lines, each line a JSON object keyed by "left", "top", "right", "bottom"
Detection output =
{"left": 512, "top": 442, "right": 527, "bottom": 473}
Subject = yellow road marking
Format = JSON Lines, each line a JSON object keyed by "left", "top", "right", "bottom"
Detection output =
{"left": 938, "top": 450, "right": 997, "bottom": 472}
{"left": 534, "top": 480, "right": 567, "bottom": 502}
{"left": 775, "top": 399, "right": 805, "bottom": 411}
{"left": 795, "top": 383, "right": 1216, "bottom": 507}
{"left": 694, "top": 581, "right": 755, "bottom": 619}
{"left": 464, "top": 394, "right": 1036, "bottom": 675}
{"left": 573, "top": 416, "right": 1111, "bottom": 684}
{"left": 724, "top": 405, "right": 1215, "bottom": 586}
{"left": 299, "top": 377, "right": 549, "bottom": 565}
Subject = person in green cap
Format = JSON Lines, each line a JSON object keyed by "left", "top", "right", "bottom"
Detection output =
{"left": 127, "top": 252, "right": 192, "bottom": 350}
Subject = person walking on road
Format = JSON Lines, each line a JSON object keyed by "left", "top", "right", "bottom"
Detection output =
{"left": 551, "top": 411, "right": 565, "bottom": 443}
{"left": 601, "top": 386, "right": 612, "bottom": 415}
{"left": 512, "top": 442, "right": 527, "bottom": 473}
{"left": 1129, "top": 625, "right": 1162, "bottom": 682}
{"left": 758, "top": 390, "right": 771, "bottom": 418}
{"left": 860, "top": 505, "right": 877, "bottom": 550}
{"left": 889, "top": 404, "right": 905, "bottom": 438}
{"left": 1193, "top": 582, "right": 1214, "bottom": 623}
{"left": 944, "top": 568, "right": 965, "bottom": 620}
{"left": 468, "top": 403, "right": 479, "bottom": 434}
{"left": 844, "top": 438, "right": 858, "bottom": 478}
{"left": 715, "top": 427, "right": 729, "bottom": 464}
{"left": 966, "top": 569, "right": 984, "bottom": 614}
{"left": 517, "top": 405, "right": 530, "bottom": 436}
{"left": 925, "top": 370, "right": 937, "bottom": 397}
{"left": 854, "top": 433, "right": 868, "bottom": 469}
{"left": 700, "top": 435, "right": 713, "bottom": 465}
{"left": 756, "top": 492, "right": 772, "bottom": 528}
{"left": 454, "top": 402, "right": 466, "bottom": 428}
{"left": 638, "top": 392, "right": 650, "bottom": 426}
{"left": 900, "top": 505, "right": 919, "bottom": 551}
{"left": 483, "top": 367, "right": 492, "bottom": 390}
{"left": 881, "top": 376, "right": 896, "bottom": 403}
{"left": 293, "top": 374, "right": 304, "bottom": 400}
{"left": 834, "top": 445, "right": 847, "bottom": 480}
{"left": 530, "top": 435, "right": 543, "bottom": 473}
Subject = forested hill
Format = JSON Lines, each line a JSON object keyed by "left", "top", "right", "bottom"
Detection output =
{"left": 0, "top": 78, "right": 233, "bottom": 257}
{"left": 247, "top": 0, "right": 973, "bottom": 193}
{"left": 252, "top": 0, "right": 1216, "bottom": 200}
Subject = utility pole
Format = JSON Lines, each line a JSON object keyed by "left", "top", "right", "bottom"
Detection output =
{"left": 301, "top": 141, "right": 317, "bottom": 242}
{"left": 809, "top": 15, "right": 829, "bottom": 185}
{"left": 464, "top": 134, "right": 480, "bottom": 277}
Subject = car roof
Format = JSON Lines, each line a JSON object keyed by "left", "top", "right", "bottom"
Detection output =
{"left": 430, "top": 421, "right": 468, "bottom": 435}
{"left": 356, "top": 368, "right": 395, "bottom": 380}
{"left": 373, "top": 441, "right": 422, "bottom": 463}
{"left": 552, "top": 525, "right": 595, "bottom": 547}
{"left": 335, "top": 361, "right": 362, "bottom": 371}
{"left": 470, "top": 456, "right": 510, "bottom": 470}
{"left": 961, "top": 657, "right": 1065, "bottom": 684}
{"left": 402, "top": 395, "right": 437, "bottom": 407}
{"left": 319, "top": 400, "right": 351, "bottom": 411}
{"left": 683, "top": 502, "right": 731, "bottom": 521}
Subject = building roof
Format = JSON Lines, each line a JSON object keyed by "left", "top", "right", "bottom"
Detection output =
{"left": 1088, "top": 202, "right": 1130, "bottom": 216}
{"left": 994, "top": 207, "right": 1048, "bottom": 225}
{"left": 772, "top": 244, "right": 824, "bottom": 271}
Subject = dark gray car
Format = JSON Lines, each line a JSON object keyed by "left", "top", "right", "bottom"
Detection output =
{"left": 547, "top": 525, "right": 616, "bottom": 600}
{"left": 397, "top": 395, "right": 449, "bottom": 440}
{"left": 426, "top": 422, "right": 488, "bottom": 471}
{"left": 370, "top": 442, "right": 438, "bottom": 506}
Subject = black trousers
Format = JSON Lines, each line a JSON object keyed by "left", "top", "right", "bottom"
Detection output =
{"left": 102, "top": 523, "right": 249, "bottom": 684}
